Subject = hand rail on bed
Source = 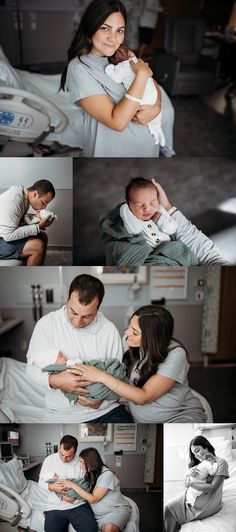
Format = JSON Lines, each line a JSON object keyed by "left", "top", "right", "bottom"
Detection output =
{"left": 0, "top": 481, "right": 31, "bottom": 525}
{"left": 0, "top": 87, "right": 68, "bottom": 143}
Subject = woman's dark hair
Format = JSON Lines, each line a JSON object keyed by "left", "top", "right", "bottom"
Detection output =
{"left": 123, "top": 305, "right": 186, "bottom": 387}
{"left": 188, "top": 436, "right": 216, "bottom": 468}
{"left": 125, "top": 177, "right": 157, "bottom": 205}
{"left": 80, "top": 447, "right": 107, "bottom": 491}
{"left": 60, "top": 0, "right": 127, "bottom": 90}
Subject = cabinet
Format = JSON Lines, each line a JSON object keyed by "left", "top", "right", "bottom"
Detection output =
{"left": 205, "top": 267, "right": 236, "bottom": 364}
{"left": 144, "top": 424, "right": 163, "bottom": 491}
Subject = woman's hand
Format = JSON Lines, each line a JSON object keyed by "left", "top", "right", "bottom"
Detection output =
{"left": 130, "top": 58, "right": 153, "bottom": 80}
{"left": 56, "top": 480, "right": 75, "bottom": 490}
{"left": 132, "top": 80, "right": 161, "bottom": 124}
{"left": 185, "top": 475, "right": 192, "bottom": 488}
{"left": 151, "top": 179, "right": 173, "bottom": 211}
{"left": 68, "top": 364, "right": 105, "bottom": 384}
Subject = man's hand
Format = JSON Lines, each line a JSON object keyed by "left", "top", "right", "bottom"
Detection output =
{"left": 48, "top": 370, "right": 89, "bottom": 396}
{"left": 151, "top": 179, "right": 173, "bottom": 211}
{"left": 76, "top": 396, "right": 103, "bottom": 409}
{"left": 39, "top": 216, "right": 54, "bottom": 229}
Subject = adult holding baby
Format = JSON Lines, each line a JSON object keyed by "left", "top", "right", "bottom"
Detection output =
{"left": 69, "top": 305, "right": 207, "bottom": 423}
{"left": 60, "top": 0, "right": 174, "bottom": 157}
{"left": 101, "top": 177, "right": 229, "bottom": 266}
{"left": 0, "top": 179, "right": 55, "bottom": 265}
{"left": 39, "top": 435, "right": 98, "bottom": 532}
{"left": 26, "top": 273, "right": 133, "bottom": 423}
{"left": 164, "top": 435, "right": 229, "bottom": 532}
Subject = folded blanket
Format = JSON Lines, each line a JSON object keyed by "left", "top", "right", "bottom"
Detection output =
{"left": 42, "top": 358, "right": 128, "bottom": 403}
{"left": 46, "top": 477, "right": 90, "bottom": 500}
{"left": 100, "top": 203, "right": 199, "bottom": 266}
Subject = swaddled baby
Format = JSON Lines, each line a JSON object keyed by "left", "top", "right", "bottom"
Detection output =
{"left": 186, "top": 452, "right": 218, "bottom": 507}
{"left": 105, "top": 43, "right": 165, "bottom": 147}
{"left": 24, "top": 209, "right": 58, "bottom": 225}
{"left": 35, "top": 350, "right": 128, "bottom": 408}
{"left": 120, "top": 177, "right": 177, "bottom": 249}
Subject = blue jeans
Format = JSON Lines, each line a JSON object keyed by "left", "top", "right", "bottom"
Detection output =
{"left": 91, "top": 404, "right": 133, "bottom": 422}
{"left": 44, "top": 503, "right": 98, "bottom": 532}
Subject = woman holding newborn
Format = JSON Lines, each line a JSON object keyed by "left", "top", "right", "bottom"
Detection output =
{"left": 57, "top": 447, "right": 132, "bottom": 532}
{"left": 164, "top": 435, "right": 229, "bottom": 532}
{"left": 60, "top": 0, "right": 174, "bottom": 157}
{"left": 69, "top": 305, "right": 207, "bottom": 423}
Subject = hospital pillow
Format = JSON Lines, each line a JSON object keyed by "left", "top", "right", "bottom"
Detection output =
{"left": 0, "top": 457, "right": 27, "bottom": 493}
{"left": 209, "top": 438, "right": 233, "bottom": 464}
{"left": 0, "top": 46, "right": 24, "bottom": 89}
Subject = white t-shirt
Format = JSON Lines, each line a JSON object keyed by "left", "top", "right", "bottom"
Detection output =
{"left": 39, "top": 452, "right": 84, "bottom": 511}
{"left": 26, "top": 307, "right": 123, "bottom": 422}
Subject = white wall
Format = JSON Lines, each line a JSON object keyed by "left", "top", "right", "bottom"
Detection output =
{"left": 14, "top": 423, "right": 149, "bottom": 489}
{"left": 164, "top": 424, "right": 236, "bottom": 482}
{"left": 0, "top": 158, "right": 72, "bottom": 246}
{"left": 0, "top": 266, "right": 209, "bottom": 361}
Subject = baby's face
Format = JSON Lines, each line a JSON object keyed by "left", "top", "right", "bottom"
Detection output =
{"left": 128, "top": 187, "right": 159, "bottom": 221}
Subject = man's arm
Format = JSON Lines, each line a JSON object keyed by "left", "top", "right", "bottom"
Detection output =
{"left": 0, "top": 197, "right": 40, "bottom": 242}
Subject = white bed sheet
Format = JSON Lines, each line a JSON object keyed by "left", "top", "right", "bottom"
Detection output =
{"left": 165, "top": 459, "right": 236, "bottom": 532}
{"left": 12, "top": 480, "right": 139, "bottom": 532}
{"left": 0, "top": 46, "right": 84, "bottom": 148}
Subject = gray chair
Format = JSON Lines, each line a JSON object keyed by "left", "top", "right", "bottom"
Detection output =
{"left": 150, "top": 17, "right": 220, "bottom": 96}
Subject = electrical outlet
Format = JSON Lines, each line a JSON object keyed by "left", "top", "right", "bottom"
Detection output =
{"left": 195, "top": 291, "right": 204, "bottom": 301}
{"left": 141, "top": 446, "right": 147, "bottom": 452}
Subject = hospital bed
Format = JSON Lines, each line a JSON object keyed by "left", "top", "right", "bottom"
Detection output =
{"left": 164, "top": 447, "right": 236, "bottom": 532}
{"left": 0, "top": 46, "right": 83, "bottom": 155}
{"left": 0, "top": 358, "right": 213, "bottom": 424}
{"left": 0, "top": 457, "right": 140, "bottom": 532}
{"left": 0, "top": 46, "right": 175, "bottom": 158}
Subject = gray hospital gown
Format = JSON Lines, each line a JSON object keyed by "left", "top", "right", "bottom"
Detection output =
{"left": 66, "top": 53, "right": 174, "bottom": 157}
{"left": 91, "top": 467, "right": 132, "bottom": 530}
{"left": 128, "top": 342, "right": 207, "bottom": 423}
{"left": 165, "top": 457, "right": 229, "bottom": 527}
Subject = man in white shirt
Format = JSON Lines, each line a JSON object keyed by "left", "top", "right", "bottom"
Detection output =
{"left": 0, "top": 179, "right": 55, "bottom": 265}
{"left": 26, "top": 274, "right": 133, "bottom": 423}
{"left": 39, "top": 434, "right": 98, "bottom": 532}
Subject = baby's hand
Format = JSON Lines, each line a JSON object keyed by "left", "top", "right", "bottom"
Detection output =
{"left": 151, "top": 210, "right": 161, "bottom": 224}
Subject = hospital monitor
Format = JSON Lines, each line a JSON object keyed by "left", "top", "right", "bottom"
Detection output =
{"left": 0, "top": 442, "right": 13, "bottom": 461}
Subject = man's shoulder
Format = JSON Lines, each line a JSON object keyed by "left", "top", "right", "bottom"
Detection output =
{"left": 36, "top": 307, "right": 64, "bottom": 327}
{"left": 98, "top": 311, "right": 119, "bottom": 335}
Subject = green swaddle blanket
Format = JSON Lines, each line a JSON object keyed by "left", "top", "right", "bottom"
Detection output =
{"left": 42, "top": 358, "right": 128, "bottom": 405}
{"left": 47, "top": 476, "right": 91, "bottom": 499}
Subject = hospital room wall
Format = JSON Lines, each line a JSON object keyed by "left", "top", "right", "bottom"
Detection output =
{"left": 0, "top": 158, "right": 73, "bottom": 246}
{"left": 0, "top": 266, "right": 207, "bottom": 362}
{"left": 164, "top": 424, "right": 236, "bottom": 482}
{"left": 11, "top": 423, "right": 150, "bottom": 489}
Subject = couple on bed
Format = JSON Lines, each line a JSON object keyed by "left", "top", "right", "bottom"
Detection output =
{"left": 19, "top": 434, "right": 131, "bottom": 532}
{"left": 164, "top": 435, "right": 229, "bottom": 531}
{"left": 26, "top": 272, "right": 207, "bottom": 424}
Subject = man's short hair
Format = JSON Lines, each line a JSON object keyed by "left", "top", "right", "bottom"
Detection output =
{"left": 60, "top": 435, "right": 78, "bottom": 452}
{"left": 68, "top": 274, "right": 105, "bottom": 307}
{"left": 125, "top": 177, "right": 157, "bottom": 204}
{"left": 27, "top": 179, "right": 55, "bottom": 198}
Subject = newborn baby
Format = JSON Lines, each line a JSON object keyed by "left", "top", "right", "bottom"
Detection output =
{"left": 24, "top": 209, "right": 58, "bottom": 225}
{"left": 120, "top": 177, "right": 177, "bottom": 248}
{"left": 105, "top": 43, "right": 165, "bottom": 147}
{"left": 35, "top": 349, "right": 128, "bottom": 407}
{"left": 186, "top": 452, "right": 218, "bottom": 507}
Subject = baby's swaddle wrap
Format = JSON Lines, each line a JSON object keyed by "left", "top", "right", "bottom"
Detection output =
{"left": 186, "top": 460, "right": 218, "bottom": 507}
{"left": 42, "top": 358, "right": 128, "bottom": 405}
{"left": 120, "top": 203, "right": 177, "bottom": 248}
{"left": 105, "top": 58, "right": 165, "bottom": 146}
{"left": 47, "top": 476, "right": 90, "bottom": 500}
{"left": 24, "top": 209, "right": 58, "bottom": 225}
